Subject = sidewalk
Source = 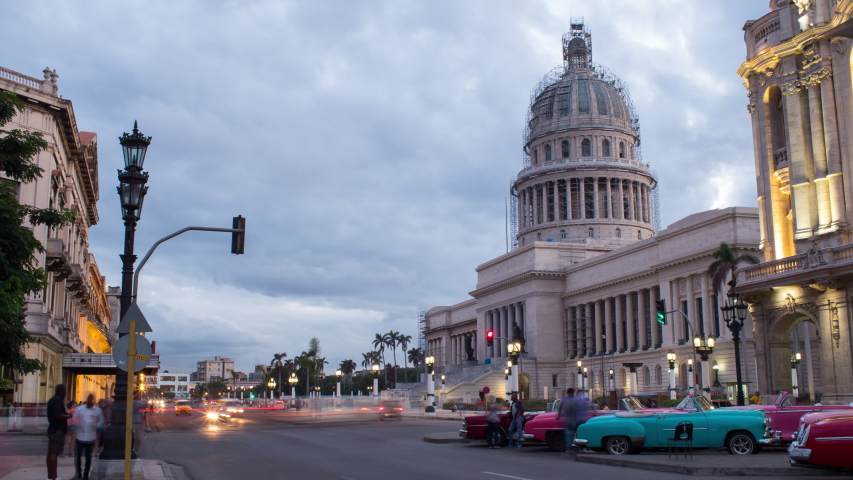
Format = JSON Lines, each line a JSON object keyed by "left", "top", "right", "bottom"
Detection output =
{"left": 0, "top": 456, "right": 184, "bottom": 480}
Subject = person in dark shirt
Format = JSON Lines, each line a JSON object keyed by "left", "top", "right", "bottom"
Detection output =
{"left": 46, "top": 384, "right": 71, "bottom": 480}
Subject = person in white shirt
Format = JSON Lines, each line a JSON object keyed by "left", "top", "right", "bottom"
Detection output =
{"left": 72, "top": 394, "right": 105, "bottom": 480}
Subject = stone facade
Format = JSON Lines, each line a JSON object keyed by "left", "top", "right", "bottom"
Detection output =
{"left": 0, "top": 65, "right": 113, "bottom": 407}
{"left": 736, "top": 0, "right": 853, "bottom": 404}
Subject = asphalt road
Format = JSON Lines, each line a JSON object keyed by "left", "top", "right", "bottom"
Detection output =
{"left": 135, "top": 408, "right": 828, "bottom": 480}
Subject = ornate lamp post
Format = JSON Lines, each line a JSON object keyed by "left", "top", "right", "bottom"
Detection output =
{"left": 335, "top": 369, "right": 342, "bottom": 400}
{"left": 608, "top": 369, "right": 615, "bottom": 393}
{"left": 687, "top": 359, "right": 695, "bottom": 396}
{"left": 288, "top": 373, "right": 298, "bottom": 400}
{"left": 507, "top": 341, "right": 521, "bottom": 396}
{"left": 424, "top": 355, "right": 435, "bottom": 412}
{"left": 371, "top": 363, "right": 380, "bottom": 403}
{"left": 267, "top": 379, "right": 276, "bottom": 405}
{"left": 712, "top": 364, "right": 721, "bottom": 388}
{"left": 666, "top": 351, "right": 677, "bottom": 400}
{"left": 101, "top": 122, "right": 151, "bottom": 460}
{"left": 693, "top": 335, "right": 715, "bottom": 400}
{"left": 582, "top": 367, "right": 588, "bottom": 394}
{"left": 720, "top": 293, "right": 748, "bottom": 406}
{"left": 790, "top": 352, "right": 802, "bottom": 398}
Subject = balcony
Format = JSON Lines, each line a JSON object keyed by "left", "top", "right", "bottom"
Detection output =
{"left": 62, "top": 352, "right": 161, "bottom": 375}
{"left": 45, "top": 238, "right": 72, "bottom": 281}
{"left": 65, "top": 263, "right": 90, "bottom": 301}
{"left": 737, "top": 243, "right": 853, "bottom": 291}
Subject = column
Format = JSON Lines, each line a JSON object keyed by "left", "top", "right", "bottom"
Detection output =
{"left": 532, "top": 185, "right": 539, "bottom": 226}
{"left": 808, "top": 84, "right": 832, "bottom": 230}
{"left": 626, "top": 181, "right": 634, "bottom": 221}
{"left": 593, "top": 177, "right": 599, "bottom": 219}
{"left": 574, "top": 307, "right": 583, "bottom": 358}
{"left": 783, "top": 86, "right": 816, "bottom": 239}
{"left": 604, "top": 298, "right": 614, "bottom": 353}
{"left": 700, "top": 273, "right": 713, "bottom": 338}
{"left": 626, "top": 292, "right": 635, "bottom": 351}
{"left": 638, "top": 289, "right": 648, "bottom": 349}
{"left": 684, "top": 275, "right": 694, "bottom": 343}
{"left": 650, "top": 286, "right": 661, "bottom": 347}
{"left": 616, "top": 178, "right": 624, "bottom": 220}
{"left": 594, "top": 300, "right": 604, "bottom": 355}
{"left": 585, "top": 303, "right": 594, "bottom": 355}
{"left": 486, "top": 311, "right": 494, "bottom": 358}
{"left": 614, "top": 295, "right": 624, "bottom": 352}
{"left": 605, "top": 177, "right": 611, "bottom": 219}
{"left": 820, "top": 69, "right": 846, "bottom": 229}
{"left": 500, "top": 307, "right": 508, "bottom": 357}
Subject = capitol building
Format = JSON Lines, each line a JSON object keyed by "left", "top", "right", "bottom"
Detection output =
{"left": 425, "top": 0, "right": 853, "bottom": 405}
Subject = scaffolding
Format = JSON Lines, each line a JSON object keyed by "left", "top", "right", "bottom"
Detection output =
{"left": 418, "top": 310, "right": 426, "bottom": 355}
{"left": 509, "top": 186, "right": 519, "bottom": 251}
{"left": 650, "top": 168, "right": 662, "bottom": 234}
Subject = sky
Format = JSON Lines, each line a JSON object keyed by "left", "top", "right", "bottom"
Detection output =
{"left": 4, "top": 0, "right": 772, "bottom": 375}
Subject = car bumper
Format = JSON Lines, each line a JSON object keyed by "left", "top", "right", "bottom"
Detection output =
{"left": 459, "top": 429, "right": 468, "bottom": 438}
{"left": 573, "top": 438, "right": 588, "bottom": 447}
{"left": 759, "top": 437, "right": 781, "bottom": 445}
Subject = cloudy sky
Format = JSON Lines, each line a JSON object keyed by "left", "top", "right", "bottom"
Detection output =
{"left": 6, "top": 0, "right": 771, "bottom": 374}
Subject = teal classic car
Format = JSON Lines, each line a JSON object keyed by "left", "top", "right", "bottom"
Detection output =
{"left": 574, "top": 396, "right": 778, "bottom": 455}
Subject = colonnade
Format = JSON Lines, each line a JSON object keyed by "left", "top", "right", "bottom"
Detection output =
{"left": 519, "top": 176, "right": 652, "bottom": 228}
{"left": 484, "top": 302, "right": 525, "bottom": 359}
{"left": 447, "top": 331, "right": 476, "bottom": 365}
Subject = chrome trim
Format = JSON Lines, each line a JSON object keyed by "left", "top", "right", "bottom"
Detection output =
{"left": 523, "top": 433, "right": 535, "bottom": 440}
{"left": 788, "top": 447, "right": 812, "bottom": 461}
{"left": 815, "top": 436, "right": 853, "bottom": 441}
{"left": 759, "top": 438, "right": 780, "bottom": 445}
{"left": 458, "top": 429, "right": 468, "bottom": 438}
{"left": 573, "top": 438, "right": 589, "bottom": 447}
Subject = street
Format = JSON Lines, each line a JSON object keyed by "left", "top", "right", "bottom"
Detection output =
{"left": 133, "top": 408, "right": 831, "bottom": 480}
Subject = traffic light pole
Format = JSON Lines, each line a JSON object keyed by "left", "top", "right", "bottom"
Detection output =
{"left": 656, "top": 308, "right": 701, "bottom": 398}
{"left": 131, "top": 223, "right": 246, "bottom": 302}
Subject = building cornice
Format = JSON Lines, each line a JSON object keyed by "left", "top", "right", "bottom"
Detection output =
{"left": 469, "top": 270, "right": 566, "bottom": 298}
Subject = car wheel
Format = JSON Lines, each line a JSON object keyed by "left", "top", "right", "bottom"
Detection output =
{"left": 546, "top": 431, "right": 565, "bottom": 452}
{"left": 605, "top": 436, "right": 631, "bottom": 455}
{"left": 497, "top": 429, "right": 509, "bottom": 447}
{"left": 726, "top": 432, "right": 756, "bottom": 455}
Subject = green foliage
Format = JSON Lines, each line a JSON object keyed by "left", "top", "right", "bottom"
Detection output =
{"left": 0, "top": 92, "right": 75, "bottom": 375}
{"left": 207, "top": 379, "right": 227, "bottom": 397}
{"left": 707, "top": 242, "right": 760, "bottom": 295}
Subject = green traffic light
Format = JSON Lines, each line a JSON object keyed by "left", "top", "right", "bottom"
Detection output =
{"left": 656, "top": 312, "right": 666, "bottom": 325}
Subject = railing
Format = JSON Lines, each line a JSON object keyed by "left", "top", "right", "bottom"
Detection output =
{"left": 741, "top": 243, "right": 853, "bottom": 282}
{"left": 743, "top": 255, "right": 803, "bottom": 280}
{"left": 833, "top": 243, "right": 853, "bottom": 262}
{"left": 516, "top": 157, "right": 649, "bottom": 182}
{"left": 774, "top": 148, "right": 788, "bottom": 170}
{"left": 444, "top": 363, "right": 503, "bottom": 390}
{"left": 0, "top": 66, "right": 42, "bottom": 89}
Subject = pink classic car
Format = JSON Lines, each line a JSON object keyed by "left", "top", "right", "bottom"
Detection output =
{"left": 727, "top": 392, "right": 853, "bottom": 442}
{"left": 789, "top": 410, "right": 853, "bottom": 471}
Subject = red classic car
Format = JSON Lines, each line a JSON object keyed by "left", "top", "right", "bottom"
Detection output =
{"left": 726, "top": 392, "right": 853, "bottom": 442}
{"left": 458, "top": 405, "right": 541, "bottom": 446}
{"left": 789, "top": 410, "right": 853, "bottom": 471}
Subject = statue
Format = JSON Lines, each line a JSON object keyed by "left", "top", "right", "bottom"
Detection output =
{"left": 464, "top": 334, "right": 475, "bottom": 361}
{"left": 512, "top": 322, "right": 526, "bottom": 352}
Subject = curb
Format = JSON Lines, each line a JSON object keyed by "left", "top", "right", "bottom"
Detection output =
{"left": 575, "top": 454, "right": 845, "bottom": 477}
{"left": 423, "top": 434, "right": 469, "bottom": 444}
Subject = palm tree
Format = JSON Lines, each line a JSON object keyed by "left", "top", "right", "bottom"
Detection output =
{"left": 398, "top": 334, "right": 412, "bottom": 383}
{"left": 408, "top": 347, "right": 422, "bottom": 382}
{"left": 386, "top": 331, "right": 400, "bottom": 386}
{"left": 361, "top": 352, "right": 373, "bottom": 370}
{"left": 269, "top": 352, "right": 287, "bottom": 398}
{"left": 227, "top": 369, "right": 240, "bottom": 398}
{"left": 707, "top": 242, "right": 760, "bottom": 295}
{"left": 339, "top": 359, "right": 356, "bottom": 394}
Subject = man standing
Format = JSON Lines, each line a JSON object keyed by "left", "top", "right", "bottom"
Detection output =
{"left": 506, "top": 394, "right": 525, "bottom": 448}
{"left": 556, "top": 388, "right": 578, "bottom": 456}
{"left": 73, "top": 394, "right": 105, "bottom": 480}
{"left": 46, "top": 384, "right": 72, "bottom": 480}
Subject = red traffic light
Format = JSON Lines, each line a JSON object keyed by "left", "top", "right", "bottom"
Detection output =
{"left": 486, "top": 330, "right": 494, "bottom": 347}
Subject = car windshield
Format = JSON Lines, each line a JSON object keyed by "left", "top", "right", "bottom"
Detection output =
{"left": 674, "top": 396, "right": 713, "bottom": 412}
{"left": 624, "top": 397, "right": 645, "bottom": 411}
{"left": 176, "top": 401, "right": 189, "bottom": 406}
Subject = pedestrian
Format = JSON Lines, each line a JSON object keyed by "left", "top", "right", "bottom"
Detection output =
{"left": 65, "top": 400, "right": 77, "bottom": 457}
{"left": 750, "top": 391, "right": 762, "bottom": 405}
{"left": 46, "top": 384, "right": 72, "bottom": 480}
{"left": 556, "top": 388, "right": 578, "bottom": 455}
{"left": 485, "top": 402, "right": 502, "bottom": 449}
{"left": 506, "top": 393, "right": 525, "bottom": 448}
{"left": 73, "top": 394, "right": 105, "bottom": 480}
{"left": 132, "top": 393, "right": 146, "bottom": 454}
{"left": 573, "top": 390, "right": 591, "bottom": 453}
{"left": 97, "top": 399, "right": 111, "bottom": 456}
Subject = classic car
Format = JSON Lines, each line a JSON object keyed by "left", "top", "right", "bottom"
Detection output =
{"left": 574, "top": 396, "right": 778, "bottom": 455}
{"left": 378, "top": 401, "right": 404, "bottom": 420}
{"left": 458, "top": 405, "right": 542, "bottom": 446}
{"left": 725, "top": 392, "right": 853, "bottom": 441}
{"left": 524, "top": 396, "right": 701, "bottom": 451}
{"left": 789, "top": 410, "right": 853, "bottom": 471}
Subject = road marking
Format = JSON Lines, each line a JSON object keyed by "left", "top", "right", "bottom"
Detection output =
{"left": 482, "top": 472, "right": 533, "bottom": 480}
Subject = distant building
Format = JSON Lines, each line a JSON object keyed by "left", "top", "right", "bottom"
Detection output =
{"left": 195, "top": 356, "right": 235, "bottom": 383}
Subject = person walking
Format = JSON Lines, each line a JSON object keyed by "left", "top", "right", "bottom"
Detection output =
{"left": 506, "top": 394, "right": 525, "bottom": 448}
{"left": 46, "top": 384, "right": 72, "bottom": 480}
{"left": 65, "top": 400, "right": 77, "bottom": 457}
{"left": 72, "top": 394, "right": 105, "bottom": 480}
{"left": 485, "top": 401, "right": 503, "bottom": 449}
{"left": 573, "top": 390, "right": 591, "bottom": 453}
{"left": 556, "top": 388, "right": 578, "bottom": 456}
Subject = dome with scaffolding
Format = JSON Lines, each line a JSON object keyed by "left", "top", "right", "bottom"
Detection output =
{"left": 511, "top": 19, "right": 659, "bottom": 251}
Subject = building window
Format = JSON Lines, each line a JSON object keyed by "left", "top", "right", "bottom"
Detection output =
{"left": 545, "top": 144, "right": 552, "bottom": 162}
{"left": 533, "top": 149, "right": 538, "bottom": 165}
{"left": 552, "top": 374, "right": 559, "bottom": 388}
{"left": 578, "top": 80, "right": 590, "bottom": 114}
{"left": 655, "top": 365, "right": 662, "bottom": 385}
{"left": 537, "top": 232, "right": 541, "bottom": 241}
{"left": 562, "top": 140, "right": 569, "bottom": 158}
{"left": 582, "top": 139, "right": 591, "bottom": 157}
{"left": 584, "top": 177, "right": 595, "bottom": 219}
{"left": 638, "top": 230, "right": 642, "bottom": 240}
{"left": 643, "top": 366, "right": 650, "bottom": 386}
{"left": 619, "top": 141, "right": 626, "bottom": 158}
{"left": 615, "top": 228, "right": 621, "bottom": 238}
{"left": 560, "top": 229, "right": 566, "bottom": 239}
{"left": 602, "top": 139, "right": 611, "bottom": 157}
{"left": 588, "top": 227, "right": 594, "bottom": 238}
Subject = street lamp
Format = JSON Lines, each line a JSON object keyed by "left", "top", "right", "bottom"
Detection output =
{"left": 425, "top": 355, "right": 435, "bottom": 412}
{"left": 721, "top": 293, "right": 748, "bottom": 406}
{"left": 666, "top": 351, "right": 677, "bottom": 400}
{"left": 335, "top": 369, "right": 343, "bottom": 399}
{"left": 288, "top": 373, "right": 298, "bottom": 400}
{"left": 371, "top": 363, "right": 380, "bottom": 402}
{"left": 582, "top": 367, "right": 588, "bottom": 394}
{"left": 712, "top": 364, "right": 721, "bottom": 388}
{"left": 101, "top": 122, "right": 152, "bottom": 460}
{"left": 608, "top": 368, "right": 614, "bottom": 393}
{"left": 687, "top": 359, "right": 695, "bottom": 396}
{"left": 576, "top": 361, "right": 583, "bottom": 393}
{"left": 267, "top": 379, "right": 276, "bottom": 405}
{"left": 791, "top": 352, "right": 802, "bottom": 398}
{"left": 693, "top": 335, "right": 715, "bottom": 399}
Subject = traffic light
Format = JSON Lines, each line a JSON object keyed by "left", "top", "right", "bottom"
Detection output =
{"left": 486, "top": 330, "right": 494, "bottom": 347}
{"left": 231, "top": 215, "right": 246, "bottom": 255}
{"left": 655, "top": 299, "right": 667, "bottom": 325}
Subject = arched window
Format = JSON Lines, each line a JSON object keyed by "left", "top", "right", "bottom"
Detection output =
{"left": 643, "top": 366, "right": 650, "bottom": 386}
{"left": 537, "top": 232, "right": 542, "bottom": 241}
{"left": 560, "top": 229, "right": 566, "bottom": 239}
{"left": 615, "top": 228, "right": 621, "bottom": 238}
{"left": 619, "top": 369, "right": 627, "bottom": 388}
{"left": 561, "top": 140, "right": 570, "bottom": 158}
{"left": 533, "top": 149, "right": 539, "bottom": 165}
{"left": 638, "top": 230, "right": 642, "bottom": 240}
{"left": 521, "top": 237, "right": 525, "bottom": 246}
{"left": 655, "top": 365, "right": 662, "bottom": 385}
{"left": 587, "top": 227, "right": 594, "bottom": 238}
{"left": 581, "top": 139, "right": 591, "bottom": 157}
{"left": 602, "top": 139, "right": 611, "bottom": 157}
{"left": 545, "top": 144, "right": 552, "bottom": 162}
{"left": 619, "top": 141, "right": 626, "bottom": 158}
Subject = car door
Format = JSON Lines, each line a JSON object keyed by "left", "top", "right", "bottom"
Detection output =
{"left": 656, "top": 411, "right": 708, "bottom": 446}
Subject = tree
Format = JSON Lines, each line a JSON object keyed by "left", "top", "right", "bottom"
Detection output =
{"left": 193, "top": 383, "right": 208, "bottom": 400}
{"left": 398, "top": 334, "right": 412, "bottom": 382}
{"left": 372, "top": 333, "right": 387, "bottom": 383}
{"left": 269, "top": 352, "right": 287, "bottom": 397}
{"left": 339, "top": 359, "right": 356, "bottom": 393}
{"left": 707, "top": 242, "right": 760, "bottom": 295}
{"left": 386, "top": 331, "right": 401, "bottom": 387}
{"left": 407, "top": 347, "right": 423, "bottom": 381}
{"left": 0, "top": 92, "right": 75, "bottom": 374}
{"left": 227, "top": 369, "right": 241, "bottom": 398}
{"left": 207, "top": 379, "right": 227, "bottom": 398}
